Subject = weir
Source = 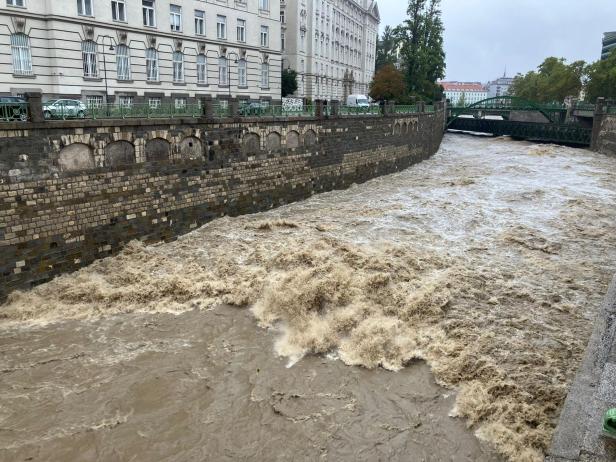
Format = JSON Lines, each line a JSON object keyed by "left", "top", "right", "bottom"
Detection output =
{"left": 0, "top": 101, "right": 445, "bottom": 299}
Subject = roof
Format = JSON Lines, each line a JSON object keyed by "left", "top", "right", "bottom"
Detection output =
{"left": 440, "top": 82, "right": 486, "bottom": 92}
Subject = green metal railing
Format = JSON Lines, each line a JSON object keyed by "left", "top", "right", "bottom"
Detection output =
{"left": 394, "top": 105, "right": 419, "bottom": 114}
{"left": 340, "top": 105, "right": 381, "bottom": 115}
{"left": 425, "top": 105, "right": 435, "bottom": 113}
{"left": 574, "top": 102, "right": 596, "bottom": 112}
{"left": 238, "top": 105, "right": 315, "bottom": 118}
{"left": 0, "top": 102, "right": 29, "bottom": 121}
{"left": 88, "top": 103, "right": 202, "bottom": 119}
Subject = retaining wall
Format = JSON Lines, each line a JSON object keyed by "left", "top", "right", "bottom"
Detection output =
{"left": 593, "top": 114, "right": 616, "bottom": 156}
{"left": 0, "top": 109, "right": 444, "bottom": 299}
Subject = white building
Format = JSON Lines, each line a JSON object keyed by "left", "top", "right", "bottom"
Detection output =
{"left": 487, "top": 73, "right": 514, "bottom": 98}
{"left": 281, "top": 0, "right": 379, "bottom": 101}
{"left": 441, "top": 82, "right": 487, "bottom": 106}
{"left": 0, "top": 0, "right": 282, "bottom": 106}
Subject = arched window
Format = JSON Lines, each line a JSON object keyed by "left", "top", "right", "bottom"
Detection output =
{"left": 10, "top": 33, "right": 33, "bottom": 76}
{"left": 261, "top": 62, "right": 269, "bottom": 88}
{"left": 145, "top": 48, "right": 159, "bottom": 81}
{"left": 81, "top": 40, "right": 98, "bottom": 77}
{"left": 218, "top": 56, "right": 228, "bottom": 85}
{"left": 197, "top": 54, "right": 207, "bottom": 84}
{"left": 238, "top": 58, "right": 247, "bottom": 87}
{"left": 172, "top": 51, "right": 184, "bottom": 83}
{"left": 116, "top": 44, "right": 131, "bottom": 81}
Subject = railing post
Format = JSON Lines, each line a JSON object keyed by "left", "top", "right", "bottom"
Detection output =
{"left": 201, "top": 96, "right": 214, "bottom": 119}
{"left": 330, "top": 100, "right": 340, "bottom": 117}
{"left": 26, "top": 92, "right": 43, "bottom": 123}
{"left": 418, "top": 101, "right": 426, "bottom": 113}
{"left": 315, "top": 99, "right": 325, "bottom": 119}
{"left": 230, "top": 98, "right": 240, "bottom": 118}
{"left": 595, "top": 97, "right": 605, "bottom": 116}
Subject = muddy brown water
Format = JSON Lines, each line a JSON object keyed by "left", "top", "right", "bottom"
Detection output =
{"left": 2, "top": 134, "right": 616, "bottom": 461}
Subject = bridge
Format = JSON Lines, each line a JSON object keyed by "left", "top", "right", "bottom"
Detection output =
{"left": 446, "top": 96, "right": 594, "bottom": 146}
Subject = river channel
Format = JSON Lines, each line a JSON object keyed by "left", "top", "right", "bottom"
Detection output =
{"left": 2, "top": 134, "right": 616, "bottom": 462}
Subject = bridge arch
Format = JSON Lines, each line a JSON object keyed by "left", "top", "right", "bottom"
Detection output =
{"left": 446, "top": 96, "right": 560, "bottom": 129}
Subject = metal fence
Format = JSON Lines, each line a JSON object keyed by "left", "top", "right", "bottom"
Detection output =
{"left": 0, "top": 102, "right": 29, "bottom": 122}
{"left": 87, "top": 103, "right": 203, "bottom": 119}
{"left": 339, "top": 105, "right": 381, "bottom": 116}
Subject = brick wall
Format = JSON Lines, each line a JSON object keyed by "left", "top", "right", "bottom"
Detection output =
{"left": 0, "top": 109, "right": 445, "bottom": 299}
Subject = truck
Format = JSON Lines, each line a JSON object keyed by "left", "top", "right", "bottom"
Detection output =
{"left": 345, "top": 94, "right": 370, "bottom": 108}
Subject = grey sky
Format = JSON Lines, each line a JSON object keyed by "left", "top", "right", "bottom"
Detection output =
{"left": 378, "top": 0, "right": 614, "bottom": 82}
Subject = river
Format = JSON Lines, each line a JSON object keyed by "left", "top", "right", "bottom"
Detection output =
{"left": 2, "top": 134, "right": 616, "bottom": 462}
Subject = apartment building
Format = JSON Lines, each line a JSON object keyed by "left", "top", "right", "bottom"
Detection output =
{"left": 0, "top": 0, "right": 282, "bottom": 106}
{"left": 281, "top": 0, "right": 379, "bottom": 101}
{"left": 440, "top": 82, "right": 488, "bottom": 106}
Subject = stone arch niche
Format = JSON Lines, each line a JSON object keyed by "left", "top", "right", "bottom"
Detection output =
{"left": 58, "top": 143, "right": 95, "bottom": 171}
{"left": 242, "top": 133, "right": 260, "bottom": 155}
{"left": 402, "top": 122, "right": 409, "bottom": 134}
{"left": 286, "top": 130, "right": 301, "bottom": 149}
{"left": 303, "top": 129, "right": 317, "bottom": 147}
{"left": 105, "top": 141, "right": 136, "bottom": 167}
{"left": 266, "top": 132, "right": 282, "bottom": 151}
{"left": 179, "top": 136, "right": 204, "bottom": 160}
{"left": 394, "top": 123, "right": 402, "bottom": 135}
{"left": 145, "top": 138, "right": 171, "bottom": 162}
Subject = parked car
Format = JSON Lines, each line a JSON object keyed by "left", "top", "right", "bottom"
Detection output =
{"left": 43, "top": 99, "right": 88, "bottom": 120}
{"left": 346, "top": 94, "right": 370, "bottom": 108}
{"left": 0, "top": 96, "right": 28, "bottom": 121}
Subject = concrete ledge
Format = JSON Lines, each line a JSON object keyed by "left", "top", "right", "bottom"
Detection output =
{"left": 547, "top": 275, "right": 616, "bottom": 461}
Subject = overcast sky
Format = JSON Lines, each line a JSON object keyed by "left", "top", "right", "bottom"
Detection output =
{"left": 378, "top": 0, "right": 614, "bottom": 82}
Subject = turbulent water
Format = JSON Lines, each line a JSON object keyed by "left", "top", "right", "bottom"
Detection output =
{"left": 2, "top": 134, "right": 616, "bottom": 461}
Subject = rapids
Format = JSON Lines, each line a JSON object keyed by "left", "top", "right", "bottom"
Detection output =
{"left": 2, "top": 134, "right": 616, "bottom": 461}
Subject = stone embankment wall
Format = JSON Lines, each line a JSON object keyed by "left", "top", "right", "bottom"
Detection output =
{"left": 593, "top": 114, "right": 616, "bottom": 156}
{"left": 0, "top": 108, "right": 444, "bottom": 299}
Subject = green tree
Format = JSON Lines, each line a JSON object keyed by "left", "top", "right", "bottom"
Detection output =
{"left": 585, "top": 50, "right": 616, "bottom": 102}
{"left": 369, "top": 64, "right": 407, "bottom": 102}
{"left": 395, "top": 0, "right": 446, "bottom": 100}
{"left": 281, "top": 68, "right": 298, "bottom": 97}
{"left": 510, "top": 57, "right": 585, "bottom": 103}
{"left": 375, "top": 26, "right": 399, "bottom": 72}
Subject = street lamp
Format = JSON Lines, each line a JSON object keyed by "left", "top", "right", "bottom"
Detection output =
{"left": 226, "top": 51, "right": 240, "bottom": 99}
{"left": 102, "top": 43, "right": 115, "bottom": 106}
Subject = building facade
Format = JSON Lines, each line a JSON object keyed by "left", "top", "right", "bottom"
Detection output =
{"left": 440, "top": 82, "right": 487, "bottom": 106}
{"left": 602, "top": 31, "right": 616, "bottom": 60}
{"left": 487, "top": 74, "right": 514, "bottom": 98}
{"left": 281, "top": 0, "right": 379, "bottom": 101}
{"left": 0, "top": 0, "right": 282, "bottom": 106}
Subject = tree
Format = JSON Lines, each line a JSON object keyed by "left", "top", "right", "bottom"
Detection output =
{"left": 457, "top": 92, "right": 466, "bottom": 107}
{"left": 281, "top": 68, "right": 298, "bottom": 97}
{"left": 375, "top": 26, "right": 399, "bottom": 72}
{"left": 395, "top": 0, "right": 446, "bottom": 101}
{"left": 369, "top": 64, "right": 406, "bottom": 102}
{"left": 510, "top": 57, "right": 585, "bottom": 103}
{"left": 585, "top": 49, "right": 616, "bottom": 102}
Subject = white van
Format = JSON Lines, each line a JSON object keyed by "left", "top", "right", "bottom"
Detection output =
{"left": 346, "top": 94, "right": 370, "bottom": 107}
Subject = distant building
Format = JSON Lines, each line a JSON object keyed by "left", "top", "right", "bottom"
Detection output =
{"left": 487, "top": 73, "right": 514, "bottom": 98}
{"left": 602, "top": 32, "right": 616, "bottom": 60}
{"left": 440, "top": 82, "right": 487, "bottom": 106}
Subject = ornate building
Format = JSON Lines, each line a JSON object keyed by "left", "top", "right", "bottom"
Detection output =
{"left": 602, "top": 31, "right": 616, "bottom": 60}
{"left": 281, "top": 0, "right": 379, "bottom": 101}
{"left": 0, "top": 0, "right": 282, "bottom": 105}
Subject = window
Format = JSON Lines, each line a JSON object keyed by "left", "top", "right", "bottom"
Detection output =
{"left": 260, "top": 26, "right": 269, "bottom": 47}
{"left": 116, "top": 44, "right": 131, "bottom": 80}
{"left": 218, "top": 56, "right": 228, "bottom": 85}
{"left": 145, "top": 48, "right": 159, "bottom": 81}
{"left": 111, "top": 0, "right": 126, "bottom": 21}
{"left": 259, "top": 0, "right": 269, "bottom": 11}
{"left": 170, "top": 5, "right": 182, "bottom": 32}
{"left": 175, "top": 98, "right": 186, "bottom": 109}
{"left": 81, "top": 40, "right": 98, "bottom": 78}
{"left": 143, "top": 0, "right": 156, "bottom": 27}
{"left": 10, "top": 33, "right": 33, "bottom": 76}
{"left": 195, "top": 10, "right": 205, "bottom": 35}
{"left": 236, "top": 19, "right": 246, "bottom": 43}
{"left": 238, "top": 59, "right": 247, "bottom": 87}
{"left": 86, "top": 95, "right": 103, "bottom": 108}
{"left": 261, "top": 62, "right": 269, "bottom": 88}
{"left": 149, "top": 97, "right": 161, "bottom": 109}
{"left": 216, "top": 15, "right": 226, "bottom": 39}
{"left": 280, "top": 11, "right": 285, "bottom": 23}
{"left": 6, "top": 0, "right": 25, "bottom": 6}
{"left": 172, "top": 51, "right": 184, "bottom": 82}
{"left": 281, "top": 32, "right": 285, "bottom": 51}
{"left": 197, "top": 54, "right": 207, "bottom": 84}
{"left": 119, "top": 96, "right": 133, "bottom": 108}
{"left": 77, "top": 0, "right": 92, "bottom": 16}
